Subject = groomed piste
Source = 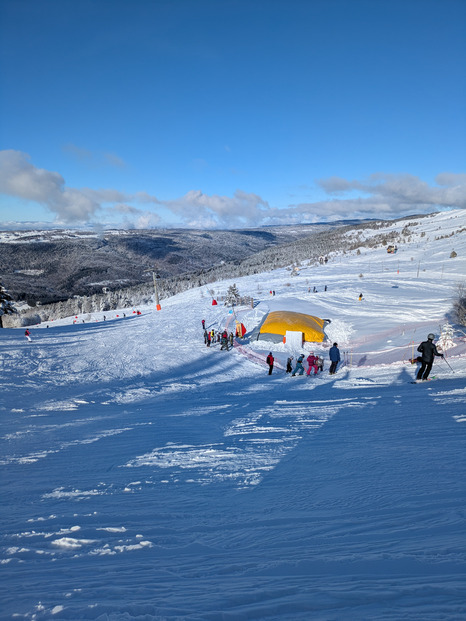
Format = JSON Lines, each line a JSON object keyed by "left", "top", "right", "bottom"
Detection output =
{"left": 1, "top": 209, "right": 466, "bottom": 621}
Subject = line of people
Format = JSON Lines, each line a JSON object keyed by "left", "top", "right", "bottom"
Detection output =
{"left": 288, "top": 352, "right": 324, "bottom": 376}
{"left": 267, "top": 334, "right": 446, "bottom": 381}
{"left": 266, "top": 342, "right": 342, "bottom": 376}
{"left": 202, "top": 320, "right": 234, "bottom": 350}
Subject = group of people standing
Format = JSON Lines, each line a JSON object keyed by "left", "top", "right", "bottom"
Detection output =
{"left": 201, "top": 315, "right": 445, "bottom": 383}
{"left": 202, "top": 319, "right": 234, "bottom": 350}
{"left": 266, "top": 342, "right": 342, "bottom": 377}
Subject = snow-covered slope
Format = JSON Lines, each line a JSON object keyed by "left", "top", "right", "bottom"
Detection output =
{"left": 1, "top": 210, "right": 465, "bottom": 620}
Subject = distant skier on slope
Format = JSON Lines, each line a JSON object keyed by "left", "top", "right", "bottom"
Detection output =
{"left": 286, "top": 356, "right": 293, "bottom": 373}
{"left": 24, "top": 329, "right": 32, "bottom": 342}
{"left": 329, "top": 343, "right": 340, "bottom": 375}
{"left": 415, "top": 333, "right": 443, "bottom": 381}
{"left": 266, "top": 352, "right": 274, "bottom": 375}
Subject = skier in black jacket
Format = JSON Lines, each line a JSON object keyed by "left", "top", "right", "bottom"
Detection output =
{"left": 416, "top": 333, "right": 443, "bottom": 381}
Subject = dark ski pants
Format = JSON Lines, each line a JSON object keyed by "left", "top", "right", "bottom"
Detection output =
{"left": 329, "top": 361, "right": 338, "bottom": 374}
{"left": 268, "top": 365, "right": 273, "bottom": 375}
{"left": 416, "top": 360, "right": 433, "bottom": 381}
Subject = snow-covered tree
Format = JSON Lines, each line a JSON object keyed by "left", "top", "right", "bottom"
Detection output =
{"left": 0, "top": 282, "right": 17, "bottom": 327}
{"left": 453, "top": 283, "right": 466, "bottom": 326}
{"left": 225, "top": 283, "right": 241, "bottom": 307}
{"left": 437, "top": 322, "right": 455, "bottom": 352}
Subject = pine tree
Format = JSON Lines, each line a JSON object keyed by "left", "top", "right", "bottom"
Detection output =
{"left": 453, "top": 283, "right": 466, "bottom": 326}
{"left": 225, "top": 283, "right": 241, "bottom": 307}
{"left": 0, "top": 281, "right": 17, "bottom": 327}
{"left": 438, "top": 322, "right": 455, "bottom": 352}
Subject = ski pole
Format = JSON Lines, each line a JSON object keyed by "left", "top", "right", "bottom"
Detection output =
{"left": 442, "top": 356, "right": 454, "bottom": 372}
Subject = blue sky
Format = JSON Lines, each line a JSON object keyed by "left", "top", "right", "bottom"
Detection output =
{"left": 0, "top": 0, "right": 465, "bottom": 229}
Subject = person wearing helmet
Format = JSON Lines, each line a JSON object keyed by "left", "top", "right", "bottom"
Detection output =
{"left": 306, "top": 352, "right": 319, "bottom": 376}
{"left": 291, "top": 354, "right": 306, "bottom": 376}
{"left": 416, "top": 333, "right": 443, "bottom": 381}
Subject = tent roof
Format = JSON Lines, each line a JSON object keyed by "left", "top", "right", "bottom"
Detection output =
{"left": 259, "top": 310, "right": 326, "bottom": 343}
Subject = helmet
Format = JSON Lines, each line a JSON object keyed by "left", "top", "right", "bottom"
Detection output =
{"left": 428, "top": 333, "right": 435, "bottom": 340}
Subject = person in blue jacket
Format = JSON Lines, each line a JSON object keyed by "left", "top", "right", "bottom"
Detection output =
{"left": 329, "top": 342, "right": 341, "bottom": 374}
{"left": 291, "top": 354, "right": 305, "bottom": 376}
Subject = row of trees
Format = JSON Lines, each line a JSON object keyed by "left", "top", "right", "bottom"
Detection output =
{"left": 2, "top": 214, "right": 465, "bottom": 327}
{"left": 0, "top": 281, "right": 17, "bottom": 327}
{"left": 453, "top": 284, "right": 466, "bottom": 326}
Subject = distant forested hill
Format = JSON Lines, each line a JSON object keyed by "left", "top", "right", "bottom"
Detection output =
{"left": 0, "top": 224, "right": 338, "bottom": 305}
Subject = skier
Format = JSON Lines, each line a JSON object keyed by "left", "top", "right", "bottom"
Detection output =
{"left": 202, "top": 319, "right": 206, "bottom": 330}
{"left": 206, "top": 332, "right": 211, "bottom": 347}
{"left": 266, "top": 352, "right": 274, "bottom": 375}
{"left": 306, "top": 352, "right": 319, "bottom": 376}
{"left": 24, "top": 329, "right": 32, "bottom": 342}
{"left": 416, "top": 333, "right": 443, "bottom": 381}
{"left": 286, "top": 356, "right": 293, "bottom": 373}
{"left": 229, "top": 332, "right": 234, "bottom": 347}
{"left": 291, "top": 354, "right": 305, "bottom": 376}
{"left": 358, "top": 293, "right": 363, "bottom": 301}
{"left": 329, "top": 343, "right": 340, "bottom": 375}
{"left": 317, "top": 356, "right": 324, "bottom": 372}
{"left": 220, "top": 330, "right": 229, "bottom": 350}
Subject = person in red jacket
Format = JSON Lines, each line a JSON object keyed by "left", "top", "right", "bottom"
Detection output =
{"left": 266, "top": 352, "right": 274, "bottom": 375}
{"left": 306, "top": 353, "right": 318, "bottom": 375}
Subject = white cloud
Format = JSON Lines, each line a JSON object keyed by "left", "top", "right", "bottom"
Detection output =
{"left": 316, "top": 176, "right": 362, "bottom": 194}
{"left": 314, "top": 172, "right": 466, "bottom": 216}
{"left": 0, "top": 150, "right": 65, "bottom": 204}
{"left": 1, "top": 151, "right": 465, "bottom": 228}
{"left": 0, "top": 150, "right": 99, "bottom": 223}
{"left": 62, "top": 144, "right": 127, "bottom": 169}
{"left": 103, "top": 152, "right": 126, "bottom": 168}
{"left": 0, "top": 151, "right": 155, "bottom": 225}
{"left": 165, "top": 190, "right": 269, "bottom": 228}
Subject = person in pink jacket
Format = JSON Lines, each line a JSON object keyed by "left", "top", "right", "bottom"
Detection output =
{"left": 306, "top": 353, "right": 319, "bottom": 376}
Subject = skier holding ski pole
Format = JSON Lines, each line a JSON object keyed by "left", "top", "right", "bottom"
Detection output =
{"left": 442, "top": 356, "right": 454, "bottom": 373}
{"left": 415, "top": 333, "right": 443, "bottom": 381}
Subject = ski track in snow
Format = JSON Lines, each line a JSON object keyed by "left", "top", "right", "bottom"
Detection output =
{"left": 1, "top": 211, "right": 466, "bottom": 620}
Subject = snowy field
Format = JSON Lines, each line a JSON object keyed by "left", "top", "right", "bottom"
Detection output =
{"left": 1, "top": 210, "right": 466, "bottom": 620}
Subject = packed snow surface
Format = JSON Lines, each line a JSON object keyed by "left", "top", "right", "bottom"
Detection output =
{"left": 1, "top": 211, "right": 466, "bottom": 620}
